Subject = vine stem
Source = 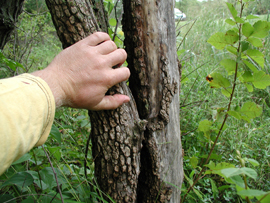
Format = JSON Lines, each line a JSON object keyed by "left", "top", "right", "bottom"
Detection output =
{"left": 42, "top": 146, "right": 64, "bottom": 203}
{"left": 181, "top": 2, "right": 245, "bottom": 202}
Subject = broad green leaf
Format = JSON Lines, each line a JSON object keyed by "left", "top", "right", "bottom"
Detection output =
{"left": 225, "top": 18, "right": 236, "bottom": 25}
{"left": 252, "top": 20, "right": 270, "bottom": 38}
{"left": 237, "top": 189, "right": 266, "bottom": 197}
{"left": 228, "top": 110, "right": 242, "bottom": 120}
{"left": 50, "top": 124, "right": 62, "bottom": 144}
{"left": 221, "top": 168, "right": 243, "bottom": 177}
{"left": 244, "top": 83, "right": 254, "bottom": 92}
{"left": 48, "top": 147, "right": 62, "bottom": 161}
{"left": 198, "top": 119, "right": 212, "bottom": 133}
{"left": 109, "top": 18, "right": 117, "bottom": 26}
{"left": 205, "top": 161, "right": 235, "bottom": 177}
{"left": 246, "top": 15, "right": 259, "bottom": 19}
{"left": 247, "top": 37, "right": 263, "bottom": 47}
{"left": 242, "top": 22, "right": 254, "bottom": 38}
{"left": 235, "top": 17, "right": 245, "bottom": 23}
{"left": 222, "top": 88, "right": 232, "bottom": 98}
{"left": 226, "top": 175, "right": 245, "bottom": 188}
{"left": 241, "top": 71, "right": 253, "bottom": 82}
{"left": 243, "top": 60, "right": 258, "bottom": 72}
{"left": 225, "top": 30, "right": 239, "bottom": 45}
{"left": 0, "top": 172, "right": 34, "bottom": 188}
{"left": 252, "top": 71, "right": 270, "bottom": 89}
{"left": 209, "top": 72, "right": 231, "bottom": 88}
{"left": 246, "top": 49, "right": 264, "bottom": 68}
{"left": 241, "top": 167, "right": 258, "bottom": 179}
{"left": 226, "top": 46, "right": 237, "bottom": 55}
{"left": 190, "top": 156, "right": 199, "bottom": 168}
{"left": 241, "top": 101, "right": 262, "bottom": 120}
{"left": 245, "top": 158, "right": 259, "bottom": 167}
{"left": 226, "top": 3, "right": 237, "bottom": 19}
{"left": 241, "top": 41, "right": 249, "bottom": 52}
{"left": 220, "top": 58, "right": 236, "bottom": 75}
{"left": 257, "top": 192, "right": 270, "bottom": 203}
{"left": 12, "top": 153, "right": 32, "bottom": 165}
{"left": 207, "top": 32, "right": 227, "bottom": 50}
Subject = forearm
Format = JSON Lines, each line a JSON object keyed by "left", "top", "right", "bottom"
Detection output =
{"left": 0, "top": 74, "right": 55, "bottom": 175}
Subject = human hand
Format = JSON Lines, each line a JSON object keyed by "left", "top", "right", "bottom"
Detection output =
{"left": 32, "top": 32, "right": 130, "bottom": 110}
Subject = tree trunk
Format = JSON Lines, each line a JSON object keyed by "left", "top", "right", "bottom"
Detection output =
{"left": 0, "top": 0, "right": 25, "bottom": 50}
{"left": 122, "top": 1, "right": 183, "bottom": 202}
{"left": 45, "top": 0, "right": 183, "bottom": 202}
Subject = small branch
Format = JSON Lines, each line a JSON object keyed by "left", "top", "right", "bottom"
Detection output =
{"left": 180, "top": 100, "right": 208, "bottom": 108}
{"left": 42, "top": 146, "right": 64, "bottom": 203}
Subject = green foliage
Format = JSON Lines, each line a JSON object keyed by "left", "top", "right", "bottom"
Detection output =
{"left": 179, "top": 0, "right": 270, "bottom": 202}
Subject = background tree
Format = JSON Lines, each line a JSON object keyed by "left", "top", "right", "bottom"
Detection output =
{"left": 0, "top": 0, "right": 25, "bottom": 50}
{"left": 45, "top": 0, "right": 183, "bottom": 202}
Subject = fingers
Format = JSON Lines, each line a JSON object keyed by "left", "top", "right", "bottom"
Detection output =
{"left": 93, "top": 94, "right": 130, "bottom": 110}
{"left": 107, "top": 67, "right": 130, "bottom": 88}
{"left": 106, "top": 48, "right": 127, "bottom": 67}
{"left": 83, "top": 32, "right": 111, "bottom": 46}
{"left": 97, "top": 40, "right": 117, "bottom": 55}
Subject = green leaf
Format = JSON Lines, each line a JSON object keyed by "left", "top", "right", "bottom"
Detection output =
{"left": 48, "top": 147, "right": 62, "bottom": 161}
{"left": 220, "top": 58, "right": 236, "bottom": 75}
{"left": 190, "top": 156, "right": 199, "bottom": 168}
{"left": 222, "top": 88, "right": 232, "bottom": 98}
{"left": 245, "top": 158, "right": 259, "bottom": 167}
{"left": 225, "top": 18, "right": 236, "bottom": 25}
{"left": 246, "top": 15, "right": 259, "bottom": 19}
{"left": 12, "top": 153, "right": 32, "bottom": 165}
{"left": 205, "top": 161, "right": 235, "bottom": 177}
{"left": 226, "top": 3, "right": 237, "bottom": 19}
{"left": 109, "top": 18, "right": 117, "bottom": 27}
{"left": 207, "top": 32, "right": 227, "bottom": 50}
{"left": 0, "top": 172, "right": 34, "bottom": 188}
{"left": 241, "top": 167, "right": 257, "bottom": 179}
{"left": 242, "top": 22, "right": 254, "bottom": 38}
{"left": 246, "top": 49, "right": 264, "bottom": 68}
{"left": 252, "top": 20, "right": 270, "bottom": 38}
{"left": 198, "top": 119, "right": 212, "bottom": 133}
{"left": 241, "top": 41, "right": 249, "bottom": 52}
{"left": 209, "top": 178, "right": 219, "bottom": 197}
{"left": 241, "top": 101, "right": 262, "bottom": 120}
{"left": 247, "top": 37, "right": 263, "bottom": 47}
{"left": 237, "top": 189, "right": 266, "bottom": 197}
{"left": 209, "top": 72, "right": 231, "bottom": 88}
{"left": 221, "top": 168, "right": 242, "bottom": 178}
{"left": 235, "top": 17, "right": 245, "bottom": 23}
{"left": 252, "top": 71, "right": 270, "bottom": 89}
{"left": 228, "top": 110, "right": 242, "bottom": 120}
{"left": 50, "top": 124, "right": 62, "bottom": 144}
{"left": 257, "top": 192, "right": 270, "bottom": 203}
{"left": 244, "top": 83, "right": 253, "bottom": 92}
{"left": 243, "top": 60, "right": 258, "bottom": 72}
{"left": 226, "top": 175, "right": 245, "bottom": 188}
{"left": 242, "top": 71, "right": 254, "bottom": 82}
{"left": 226, "top": 46, "right": 237, "bottom": 55}
{"left": 225, "top": 30, "right": 239, "bottom": 45}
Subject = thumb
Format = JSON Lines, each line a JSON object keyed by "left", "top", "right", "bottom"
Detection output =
{"left": 92, "top": 94, "right": 130, "bottom": 110}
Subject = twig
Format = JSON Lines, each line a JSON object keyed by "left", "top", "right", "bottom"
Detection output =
{"left": 180, "top": 100, "right": 208, "bottom": 108}
{"left": 42, "top": 146, "right": 64, "bottom": 203}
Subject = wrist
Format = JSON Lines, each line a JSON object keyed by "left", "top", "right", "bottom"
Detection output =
{"left": 31, "top": 69, "right": 65, "bottom": 108}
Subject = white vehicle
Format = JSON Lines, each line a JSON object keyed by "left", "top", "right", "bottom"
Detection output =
{"left": 174, "top": 8, "right": 186, "bottom": 21}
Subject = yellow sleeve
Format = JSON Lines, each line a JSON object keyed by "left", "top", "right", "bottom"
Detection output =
{"left": 0, "top": 73, "right": 55, "bottom": 175}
